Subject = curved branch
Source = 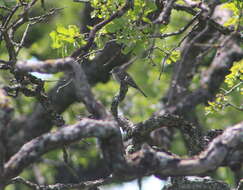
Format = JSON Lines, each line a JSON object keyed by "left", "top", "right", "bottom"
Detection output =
{"left": 7, "top": 42, "right": 128, "bottom": 158}
{"left": 163, "top": 176, "right": 230, "bottom": 190}
{"left": 0, "top": 89, "right": 13, "bottom": 175}
{"left": 3, "top": 118, "right": 243, "bottom": 186}
{"left": 153, "top": 0, "right": 177, "bottom": 25}
{"left": 111, "top": 81, "right": 128, "bottom": 118}
{"left": 8, "top": 176, "right": 108, "bottom": 190}
{"left": 4, "top": 119, "right": 124, "bottom": 181}
{"left": 128, "top": 122, "right": 243, "bottom": 178}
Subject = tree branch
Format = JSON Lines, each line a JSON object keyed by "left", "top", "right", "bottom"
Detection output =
{"left": 4, "top": 119, "right": 124, "bottom": 181}
{"left": 153, "top": 0, "right": 177, "bottom": 24}
{"left": 3, "top": 118, "right": 243, "bottom": 186}
{"left": 163, "top": 176, "right": 230, "bottom": 190}
{"left": 9, "top": 176, "right": 109, "bottom": 190}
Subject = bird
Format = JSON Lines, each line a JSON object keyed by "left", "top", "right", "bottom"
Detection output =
{"left": 110, "top": 67, "right": 147, "bottom": 97}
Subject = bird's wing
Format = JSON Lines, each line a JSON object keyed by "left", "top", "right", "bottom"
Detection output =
{"left": 124, "top": 74, "right": 147, "bottom": 97}
{"left": 124, "top": 75, "right": 138, "bottom": 88}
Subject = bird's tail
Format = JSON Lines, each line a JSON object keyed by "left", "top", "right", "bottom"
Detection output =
{"left": 138, "top": 88, "right": 147, "bottom": 97}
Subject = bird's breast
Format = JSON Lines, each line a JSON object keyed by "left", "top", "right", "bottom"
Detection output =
{"left": 112, "top": 73, "right": 121, "bottom": 83}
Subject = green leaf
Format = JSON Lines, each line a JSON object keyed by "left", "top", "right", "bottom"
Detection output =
{"left": 49, "top": 31, "right": 62, "bottom": 48}
{"left": 142, "top": 17, "right": 152, "bottom": 24}
{"left": 49, "top": 25, "right": 84, "bottom": 50}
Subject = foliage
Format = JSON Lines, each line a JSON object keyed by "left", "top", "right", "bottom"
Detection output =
{"left": 221, "top": 0, "right": 243, "bottom": 28}
{"left": 50, "top": 25, "right": 85, "bottom": 56}
{"left": 225, "top": 59, "right": 243, "bottom": 88}
{"left": 205, "top": 59, "right": 243, "bottom": 115}
{"left": 205, "top": 93, "right": 229, "bottom": 115}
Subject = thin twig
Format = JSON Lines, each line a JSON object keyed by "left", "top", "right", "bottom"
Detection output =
{"left": 56, "top": 78, "right": 73, "bottom": 94}
{"left": 16, "top": 23, "right": 30, "bottom": 53}
{"left": 224, "top": 81, "right": 243, "bottom": 95}
{"left": 151, "top": 11, "right": 201, "bottom": 39}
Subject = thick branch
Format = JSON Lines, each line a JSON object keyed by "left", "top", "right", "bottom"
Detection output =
{"left": 125, "top": 113, "right": 202, "bottom": 153}
{"left": 128, "top": 122, "right": 243, "bottom": 178}
{"left": 0, "top": 89, "right": 13, "bottom": 178}
{"left": 17, "top": 57, "right": 108, "bottom": 118}
{"left": 9, "top": 176, "right": 108, "bottom": 190}
{"left": 4, "top": 119, "right": 124, "bottom": 181}
{"left": 16, "top": 57, "right": 75, "bottom": 73}
{"left": 7, "top": 42, "right": 128, "bottom": 158}
{"left": 154, "top": 0, "right": 177, "bottom": 24}
{"left": 3, "top": 118, "right": 243, "bottom": 185}
{"left": 163, "top": 176, "right": 230, "bottom": 190}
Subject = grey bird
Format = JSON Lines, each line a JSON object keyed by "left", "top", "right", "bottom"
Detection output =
{"left": 110, "top": 67, "right": 147, "bottom": 97}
